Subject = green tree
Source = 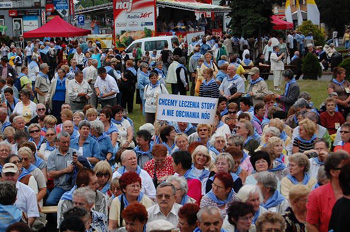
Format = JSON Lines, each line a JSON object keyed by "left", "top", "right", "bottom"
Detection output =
{"left": 297, "top": 20, "right": 325, "bottom": 46}
{"left": 316, "top": 0, "right": 350, "bottom": 35}
{"left": 77, "top": 0, "right": 110, "bottom": 8}
{"left": 227, "top": 0, "right": 282, "bottom": 38}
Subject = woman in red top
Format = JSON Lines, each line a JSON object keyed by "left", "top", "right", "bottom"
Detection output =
{"left": 320, "top": 98, "right": 345, "bottom": 135}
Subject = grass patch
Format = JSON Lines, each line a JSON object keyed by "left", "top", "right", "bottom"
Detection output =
{"left": 128, "top": 79, "right": 330, "bottom": 132}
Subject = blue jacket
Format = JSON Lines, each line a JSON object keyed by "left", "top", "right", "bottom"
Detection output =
{"left": 70, "top": 136, "right": 101, "bottom": 160}
{"left": 94, "top": 134, "right": 114, "bottom": 160}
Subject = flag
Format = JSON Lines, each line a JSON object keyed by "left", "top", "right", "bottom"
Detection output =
{"left": 307, "top": 0, "right": 320, "bottom": 25}
{"left": 296, "top": 0, "right": 303, "bottom": 26}
{"left": 285, "top": 0, "right": 293, "bottom": 23}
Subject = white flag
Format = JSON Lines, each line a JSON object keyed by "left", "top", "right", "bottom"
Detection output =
{"left": 285, "top": 0, "right": 293, "bottom": 23}
{"left": 307, "top": 0, "right": 320, "bottom": 25}
{"left": 296, "top": 0, "right": 303, "bottom": 26}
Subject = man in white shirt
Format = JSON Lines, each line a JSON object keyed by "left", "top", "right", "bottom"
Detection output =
{"left": 84, "top": 59, "right": 98, "bottom": 108}
{"left": 73, "top": 47, "right": 85, "bottom": 70}
{"left": 112, "top": 150, "right": 156, "bottom": 199}
{"left": 1, "top": 163, "right": 39, "bottom": 227}
{"left": 219, "top": 64, "right": 245, "bottom": 105}
{"left": 147, "top": 182, "right": 181, "bottom": 227}
{"left": 68, "top": 71, "right": 93, "bottom": 111}
{"left": 94, "top": 67, "right": 119, "bottom": 108}
{"left": 25, "top": 41, "right": 33, "bottom": 64}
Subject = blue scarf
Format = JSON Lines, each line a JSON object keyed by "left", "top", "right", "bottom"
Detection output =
{"left": 191, "top": 164, "right": 210, "bottom": 181}
{"left": 175, "top": 123, "right": 193, "bottom": 134}
{"left": 285, "top": 78, "right": 296, "bottom": 96}
{"left": 203, "top": 78, "right": 215, "bottom": 86}
{"left": 154, "top": 68, "right": 165, "bottom": 78}
{"left": 243, "top": 59, "right": 252, "bottom": 66}
{"left": 183, "top": 169, "right": 197, "bottom": 181}
{"left": 38, "top": 71, "right": 48, "bottom": 79}
{"left": 296, "top": 134, "right": 317, "bottom": 144}
{"left": 29, "top": 61, "right": 38, "bottom": 69}
{"left": 150, "top": 81, "right": 160, "bottom": 89}
{"left": 101, "top": 182, "right": 111, "bottom": 194}
{"left": 180, "top": 194, "right": 189, "bottom": 205}
{"left": 253, "top": 208, "right": 260, "bottom": 224}
{"left": 235, "top": 166, "right": 242, "bottom": 176}
{"left": 252, "top": 114, "right": 263, "bottom": 126}
{"left": 69, "top": 66, "right": 79, "bottom": 73}
{"left": 241, "top": 152, "right": 249, "bottom": 163}
{"left": 26, "top": 164, "right": 37, "bottom": 173}
{"left": 287, "top": 172, "right": 311, "bottom": 185}
{"left": 0, "top": 205, "right": 22, "bottom": 229}
{"left": 269, "top": 158, "right": 286, "bottom": 172}
{"left": 18, "top": 72, "right": 27, "bottom": 79}
{"left": 332, "top": 78, "right": 345, "bottom": 87}
{"left": 126, "top": 67, "right": 137, "bottom": 76}
{"left": 250, "top": 77, "right": 263, "bottom": 85}
{"left": 162, "top": 141, "right": 175, "bottom": 154}
{"left": 206, "top": 189, "right": 235, "bottom": 207}
{"left": 29, "top": 135, "right": 45, "bottom": 149}
{"left": 312, "top": 157, "right": 324, "bottom": 165}
{"left": 291, "top": 55, "right": 299, "bottom": 61}
{"left": 227, "top": 74, "right": 239, "bottom": 82}
{"left": 177, "top": 63, "right": 187, "bottom": 72}
{"left": 261, "top": 190, "right": 285, "bottom": 209}
{"left": 203, "top": 61, "right": 213, "bottom": 69}
{"left": 117, "top": 165, "right": 141, "bottom": 175}
{"left": 45, "top": 141, "right": 56, "bottom": 151}
{"left": 244, "top": 136, "right": 253, "bottom": 146}
{"left": 119, "top": 192, "right": 144, "bottom": 208}
{"left": 192, "top": 52, "right": 202, "bottom": 61}
{"left": 34, "top": 153, "right": 45, "bottom": 168}
{"left": 113, "top": 118, "right": 124, "bottom": 125}
{"left": 280, "top": 131, "right": 287, "bottom": 141}
{"left": 61, "top": 185, "right": 77, "bottom": 201}
{"left": 220, "top": 108, "right": 228, "bottom": 117}
{"left": 18, "top": 167, "right": 31, "bottom": 181}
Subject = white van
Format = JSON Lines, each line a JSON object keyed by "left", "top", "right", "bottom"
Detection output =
{"left": 125, "top": 36, "right": 179, "bottom": 59}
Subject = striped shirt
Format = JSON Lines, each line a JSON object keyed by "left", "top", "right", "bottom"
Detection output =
{"left": 199, "top": 80, "right": 220, "bottom": 98}
{"left": 293, "top": 137, "right": 315, "bottom": 153}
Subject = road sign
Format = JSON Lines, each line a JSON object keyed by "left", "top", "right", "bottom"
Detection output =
{"left": 78, "top": 15, "right": 84, "bottom": 25}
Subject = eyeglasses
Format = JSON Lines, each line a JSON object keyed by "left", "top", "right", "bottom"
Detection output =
{"left": 0, "top": 149, "right": 9, "bottom": 153}
{"left": 228, "top": 111, "right": 237, "bottom": 114}
{"left": 96, "top": 172, "right": 110, "bottom": 177}
{"left": 216, "top": 140, "right": 226, "bottom": 143}
{"left": 238, "top": 216, "right": 254, "bottom": 222}
{"left": 22, "top": 157, "right": 29, "bottom": 161}
{"left": 46, "top": 133, "right": 55, "bottom": 136}
{"left": 340, "top": 131, "right": 350, "bottom": 134}
{"left": 212, "top": 182, "right": 225, "bottom": 190}
{"left": 30, "top": 129, "right": 40, "bottom": 133}
{"left": 199, "top": 129, "right": 208, "bottom": 132}
{"left": 37, "top": 108, "right": 46, "bottom": 111}
{"left": 12, "top": 160, "right": 22, "bottom": 165}
{"left": 156, "top": 194, "right": 173, "bottom": 199}
{"left": 262, "top": 229, "right": 282, "bottom": 232}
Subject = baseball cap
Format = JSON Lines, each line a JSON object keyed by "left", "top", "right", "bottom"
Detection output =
{"left": 146, "top": 219, "right": 174, "bottom": 232}
{"left": 248, "top": 67, "right": 260, "bottom": 75}
{"left": 2, "top": 163, "right": 18, "bottom": 174}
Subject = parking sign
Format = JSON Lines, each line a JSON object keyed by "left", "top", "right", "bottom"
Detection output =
{"left": 78, "top": 15, "right": 84, "bottom": 25}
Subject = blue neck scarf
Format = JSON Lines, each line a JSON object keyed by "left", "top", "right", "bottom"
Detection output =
{"left": 191, "top": 164, "right": 210, "bottom": 181}
{"left": 287, "top": 172, "right": 311, "bottom": 185}
{"left": 203, "top": 61, "right": 213, "bottom": 69}
{"left": 220, "top": 108, "right": 228, "bottom": 117}
{"left": 243, "top": 59, "right": 251, "bottom": 66}
{"left": 206, "top": 189, "right": 235, "bottom": 207}
{"left": 119, "top": 192, "right": 144, "bottom": 208}
{"left": 139, "top": 70, "right": 149, "bottom": 79}
{"left": 25, "top": 164, "right": 37, "bottom": 173}
{"left": 29, "top": 135, "right": 45, "bottom": 149}
{"left": 183, "top": 169, "right": 197, "bottom": 181}
{"left": 113, "top": 117, "right": 124, "bottom": 125}
{"left": 18, "top": 167, "right": 31, "bottom": 181}
{"left": 45, "top": 141, "right": 56, "bottom": 151}
{"left": 151, "top": 81, "right": 160, "bottom": 89}
{"left": 0, "top": 204, "right": 22, "bottom": 228}
{"left": 38, "top": 71, "right": 48, "bottom": 79}
{"left": 241, "top": 152, "right": 249, "bottom": 163}
{"left": 297, "top": 134, "right": 317, "bottom": 144}
{"left": 285, "top": 78, "right": 296, "bottom": 96}
{"left": 192, "top": 52, "right": 202, "bottom": 61}
{"left": 126, "top": 67, "right": 137, "bottom": 76}
{"left": 29, "top": 61, "right": 38, "bottom": 69}
{"left": 177, "top": 63, "right": 187, "bottom": 72}
{"left": 203, "top": 78, "right": 215, "bottom": 86}
{"left": 117, "top": 165, "right": 141, "bottom": 175}
{"left": 175, "top": 123, "right": 193, "bottom": 134}
{"left": 61, "top": 185, "right": 77, "bottom": 201}
{"left": 228, "top": 74, "right": 239, "bottom": 82}
{"left": 291, "top": 55, "right": 299, "bottom": 61}
{"left": 162, "top": 141, "right": 175, "bottom": 153}
{"left": 261, "top": 190, "right": 285, "bottom": 209}
{"left": 180, "top": 194, "right": 189, "bottom": 205}
{"left": 250, "top": 77, "right": 263, "bottom": 85}
{"left": 332, "top": 78, "right": 345, "bottom": 87}
{"left": 312, "top": 157, "right": 324, "bottom": 165}
{"left": 101, "top": 182, "right": 111, "bottom": 194}
{"left": 154, "top": 68, "right": 165, "bottom": 78}
{"left": 280, "top": 131, "right": 287, "bottom": 141}
{"left": 235, "top": 166, "right": 242, "bottom": 176}
{"left": 253, "top": 208, "right": 260, "bottom": 224}
{"left": 244, "top": 136, "right": 253, "bottom": 146}
{"left": 268, "top": 158, "right": 286, "bottom": 172}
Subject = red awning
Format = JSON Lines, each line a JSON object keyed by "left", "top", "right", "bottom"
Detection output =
{"left": 23, "top": 16, "right": 91, "bottom": 38}
{"left": 271, "top": 15, "right": 293, "bottom": 30}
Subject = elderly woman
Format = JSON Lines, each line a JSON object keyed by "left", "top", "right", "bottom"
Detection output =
{"left": 281, "top": 153, "right": 317, "bottom": 199}
{"left": 190, "top": 123, "right": 212, "bottom": 146}
{"left": 282, "top": 185, "right": 310, "bottom": 232}
{"left": 256, "top": 171, "right": 289, "bottom": 214}
{"left": 224, "top": 201, "right": 256, "bottom": 232}
{"left": 144, "top": 144, "right": 175, "bottom": 187}
{"left": 245, "top": 150, "right": 271, "bottom": 185}
{"left": 73, "top": 111, "right": 84, "bottom": 131}
{"left": 121, "top": 202, "right": 148, "bottom": 232}
{"left": 200, "top": 172, "right": 235, "bottom": 219}
{"left": 45, "top": 68, "right": 70, "bottom": 119}
{"left": 223, "top": 185, "right": 267, "bottom": 231}
{"left": 17, "top": 147, "right": 47, "bottom": 206}
{"left": 112, "top": 105, "right": 135, "bottom": 149}
{"left": 143, "top": 72, "right": 168, "bottom": 124}
{"left": 86, "top": 108, "right": 98, "bottom": 122}
{"left": 292, "top": 119, "right": 317, "bottom": 153}
{"left": 266, "top": 137, "right": 288, "bottom": 180}
{"left": 3, "top": 127, "right": 15, "bottom": 145}
{"left": 137, "top": 62, "right": 150, "bottom": 114}
{"left": 206, "top": 153, "right": 243, "bottom": 193}
{"left": 268, "top": 118, "right": 292, "bottom": 146}
{"left": 173, "top": 133, "right": 189, "bottom": 153}
{"left": 178, "top": 203, "right": 200, "bottom": 232}
{"left": 255, "top": 212, "right": 286, "bottom": 232}
{"left": 94, "top": 161, "right": 113, "bottom": 197}
{"left": 90, "top": 120, "right": 114, "bottom": 162}
{"left": 28, "top": 123, "right": 46, "bottom": 150}
{"left": 328, "top": 67, "right": 350, "bottom": 116}
{"left": 225, "top": 146, "right": 248, "bottom": 184}
{"left": 100, "top": 109, "right": 119, "bottom": 150}
{"left": 166, "top": 176, "right": 196, "bottom": 205}
{"left": 109, "top": 172, "right": 153, "bottom": 230}
{"left": 0, "top": 141, "right": 12, "bottom": 170}
{"left": 19, "top": 141, "right": 47, "bottom": 180}
{"left": 160, "top": 125, "right": 176, "bottom": 153}
{"left": 196, "top": 52, "right": 218, "bottom": 95}
{"left": 210, "top": 134, "right": 226, "bottom": 158}
{"left": 70, "top": 120, "right": 101, "bottom": 165}
{"left": 39, "top": 128, "right": 56, "bottom": 161}
{"left": 13, "top": 89, "right": 37, "bottom": 124}
{"left": 190, "top": 145, "right": 211, "bottom": 193}
{"left": 236, "top": 119, "right": 259, "bottom": 154}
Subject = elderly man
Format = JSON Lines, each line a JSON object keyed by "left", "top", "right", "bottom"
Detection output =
{"left": 34, "top": 63, "right": 50, "bottom": 104}
{"left": 84, "top": 59, "right": 98, "bottom": 108}
{"left": 0, "top": 107, "right": 10, "bottom": 132}
{"left": 27, "top": 103, "right": 46, "bottom": 125}
{"left": 46, "top": 131, "right": 83, "bottom": 206}
{"left": 12, "top": 115, "right": 26, "bottom": 132}
{"left": 73, "top": 47, "right": 85, "bottom": 71}
{"left": 112, "top": 150, "right": 156, "bottom": 198}
{"left": 246, "top": 67, "right": 269, "bottom": 106}
{"left": 219, "top": 64, "right": 245, "bottom": 106}
{"left": 68, "top": 70, "right": 93, "bottom": 111}
{"left": 63, "top": 120, "right": 79, "bottom": 141}
{"left": 1, "top": 163, "right": 39, "bottom": 227}
{"left": 94, "top": 67, "right": 119, "bottom": 108}
{"left": 147, "top": 182, "right": 181, "bottom": 227}
{"left": 57, "top": 169, "right": 108, "bottom": 227}
{"left": 0, "top": 141, "right": 12, "bottom": 172}
{"left": 195, "top": 206, "right": 225, "bottom": 232}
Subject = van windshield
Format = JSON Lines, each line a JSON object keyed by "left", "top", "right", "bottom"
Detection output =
{"left": 144, "top": 40, "right": 167, "bottom": 51}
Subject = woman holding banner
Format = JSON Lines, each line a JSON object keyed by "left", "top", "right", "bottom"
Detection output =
{"left": 143, "top": 72, "right": 168, "bottom": 124}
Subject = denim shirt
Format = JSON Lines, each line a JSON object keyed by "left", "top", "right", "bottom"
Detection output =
{"left": 70, "top": 135, "right": 101, "bottom": 160}
{"left": 95, "top": 134, "right": 114, "bottom": 160}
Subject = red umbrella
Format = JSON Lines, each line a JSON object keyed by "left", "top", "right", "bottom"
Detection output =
{"left": 271, "top": 15, "right": 294, "bottom": 30}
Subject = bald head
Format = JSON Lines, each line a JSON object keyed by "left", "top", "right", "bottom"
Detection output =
{"left": 63, "top": 120, "right": 74, "bottom": 134}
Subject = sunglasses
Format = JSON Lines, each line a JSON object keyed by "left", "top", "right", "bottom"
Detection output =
{"left": 96, "top": 172, "right": 110, "bottom": 177}
{"left": 30, "top": 129, "right": 40, "bottom": 133}
{"left": 228, "top": 111, "right": 237, "bottom": 114}
{"left": 340, "top": 131, "right": 350, "bottom": 134}
{"left": 46, "top": 133, "right": 55, "bottom": 136}
{"left": 37, "top": 108, "right": 46, "bottom": 111}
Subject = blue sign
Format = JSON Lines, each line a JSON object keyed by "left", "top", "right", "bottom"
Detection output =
{"left": 53, "top": 0, "right": 68, "bottom": 10}
{"left": 78, "top": 15, "right": 84, "bottom": 25}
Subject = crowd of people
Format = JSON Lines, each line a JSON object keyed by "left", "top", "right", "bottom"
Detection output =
{"left": 0, "top": 29, "right": 350, "bottom": 232}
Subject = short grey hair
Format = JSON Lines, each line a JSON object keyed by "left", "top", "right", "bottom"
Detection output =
{"left": 288, "top": 153, "right": 310, "bottom": 173}
{"left": 293, "top": 98, "right": 309, "bottom": 109}
{"left": 0, "top": 141, "right": 12, "bottom": 152}
{"left": 265, "top": 127, "right": 280, "bottom": 138}
{"left": 156, "top": 182, "right": 176, "bottom": 195}
{"left": 40, "top": 63, "right": 49, "bottom": 71}
{"left": 156, "top": 61, "right": 163, "bottom": 66}
{"left": 57, "top": 131, "right": 70, "bottom": 140}
{"left": 73, "top": 186, "right": 96, "bottom": 205}
{"left": 90, "top": 120, "right": 104, "bottom": 135}
{"left": 13, "top": 116, "right": 24, "bottom": 124}
{"left": 215, "top": 153, "right": 235, "bottom": 172}
{"left": 166, "top": 176, "right": 188, "bottom": 195}
{"left": 18, "top": 147, "right": 33, "bottom": 159}
{"left": 197, "top": 206, "right": 220, "bottom": 222}
{"left": 36, "top": 103, "right": 46, "bottom": 110}
{"left": 305, "top": 111, "right": 318, "bottom": 123}
{"left": 91, "top": 59, "right": 98, "bottom": 66}
{"left": 78, "top": 120, "right": 91, "bottom": 130}
{"left": 256, "top": 171, "right": 278, "bottom": 193}
{"left": 63, "top": 120, "right": 74, "bottom": 127}
{"left": 235, "top": 184, "right": 263, "bottom": 203}
{"left": 120, "top": 150, "right": 136, "bottom": 162}
{"left": 140, "top": 62, "right": 148, "bottom": 69}
{"left": 178, "top": 57, "right": 186, "bottom": 65}
{"left": 227, "top": 135, "right": 244, "bottom": 148}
